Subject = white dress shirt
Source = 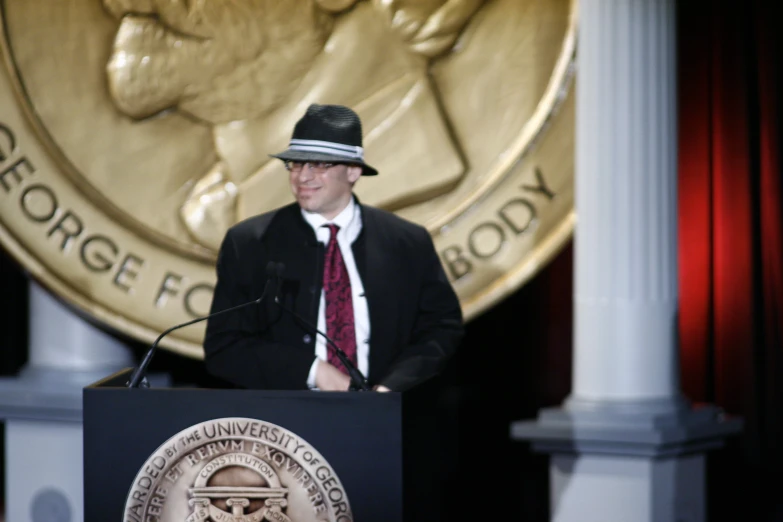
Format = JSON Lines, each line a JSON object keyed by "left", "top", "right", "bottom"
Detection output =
{"left": 302, "top": 198, "right": 370, "bottom": 388}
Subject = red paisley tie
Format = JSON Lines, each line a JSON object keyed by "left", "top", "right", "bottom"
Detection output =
{"left": 323, "top": 224, "right": 357, "bottom": 374}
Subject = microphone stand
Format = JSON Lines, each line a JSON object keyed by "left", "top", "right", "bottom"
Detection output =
{"left": 273, "top": 294, "right": 371, "bottom": 392}
{"left": 126, "top": 281, "right": 272, "bottom": 388}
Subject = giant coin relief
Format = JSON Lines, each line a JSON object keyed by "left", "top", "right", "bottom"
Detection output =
{"left": 0, "top": 0, "right": 576, "bottom": 357}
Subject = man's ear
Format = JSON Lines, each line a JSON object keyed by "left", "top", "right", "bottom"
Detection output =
{"left": 314, "top": 0, "right": 358, "bottom": 13}
{"left": 347, "top": 165, "right": 363, "bottom": 183}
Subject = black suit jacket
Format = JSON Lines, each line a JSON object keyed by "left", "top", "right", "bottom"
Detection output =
{"left": 203, "top": 199, "right": 464, "bottom": 391}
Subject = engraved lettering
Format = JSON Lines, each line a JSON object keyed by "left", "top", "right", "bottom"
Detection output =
{"left": 441, "top": 245, "right": 472, "bottom": 280}
{"left": 80, "top": 234, "right": 119, "bottom": 272}
{"left": 20, "top": 183, "right": 56, "bottom": 222}
{"left": 498, "top": 198, "right": 536, "bottom": 235}
{"left": 125, "top": 502, "right": 143, "bottom": 522}
{"left": 181, "top": 429, "right": 202, "bottom": 446}
{"left": 522, "top": 167, "right": 555, "bottom": 200}
{"left": 438, "top": 167, "right": 557, "bottom": 283}
{"left": 113, "top": 253, "right": 144, "bottom": 293}
{"left": 218, "top": 422, "right": 232, "bottom": 437}
{"left": 0, "top": 157, "right": 34, "bottom": 193}
{"left": 183, "top": 282, "right": 214, "bottom": 318}
{"left": 468, "top": 222, "right": 505, "bottom": 259}
{"left": 164, "top": 464, "right": 182, "bottom": 484}
{"left": 185, "top": 453, "right": 199, "bottom": 467}
{"left": 260, "top": 444, "right": 274, "bottom": 461}
{"left": 0, "top": 123, "right": 17, "bottom": 160}
{"left": 154, "top": 272, "right": 182, "bottom": 308}
{"left": 163, "top": 444, "right": 178, "bottom": 458}
{"left": 271, "top": 451, "right": 285, "bottom": 467}
{"left": 235, "top": 421, "right": 250, "bottom": 436}
{"left": 47, "top": 210, "right": 84, "bottom": 251}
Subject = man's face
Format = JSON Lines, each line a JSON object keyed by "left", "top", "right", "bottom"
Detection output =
{"left": 288, "top": 162, "right": 362, "bottom": 219}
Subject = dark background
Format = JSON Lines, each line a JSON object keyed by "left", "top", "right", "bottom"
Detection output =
{"left": 2, "top": 1, "right": 782, "bottom": 521}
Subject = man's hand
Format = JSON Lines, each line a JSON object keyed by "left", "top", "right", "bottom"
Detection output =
{"left": 373, "top": 385, "right": 392, "bottom": 392}
{"left": 315, "top": 360, "right": 351, "bottom": 391}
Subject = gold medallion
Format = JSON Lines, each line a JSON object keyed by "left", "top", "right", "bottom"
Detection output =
{"left": 0, "top": 0, "right": 576, "bottom": 357}
{"left": 125, "top": 418, "right": 352, "bottom": 522}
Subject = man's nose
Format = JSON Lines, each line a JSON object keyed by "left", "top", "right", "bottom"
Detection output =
{"left": 298, "top": 164, "right": 316, "bottom": 181}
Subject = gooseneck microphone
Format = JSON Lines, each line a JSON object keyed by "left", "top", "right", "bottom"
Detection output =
{"left": 266, "top": 261, "right": 371, "bottom": 392}
{"left": 126, "top": 278, "right": 274, "bottom": 388}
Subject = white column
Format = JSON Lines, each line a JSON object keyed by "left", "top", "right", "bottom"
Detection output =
{"left": 511, "top": 2, "right": 742, "bottom": 521}
{"left": 1, "top": 282, "right": 135, "bottom": 522}
{"left": 571, "top": 0, "right": 679, "bottom": 407}
{"left": 26, "top": 282, "right": 133, "bottom": 372}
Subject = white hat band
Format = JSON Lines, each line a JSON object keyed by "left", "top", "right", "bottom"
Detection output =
{"left": 288, "top": 139, "right": 364, "bottom": 160}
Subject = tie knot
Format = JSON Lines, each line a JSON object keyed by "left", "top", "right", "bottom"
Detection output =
{"left": 323, "top": 223, "right": 340, "bottom": 239}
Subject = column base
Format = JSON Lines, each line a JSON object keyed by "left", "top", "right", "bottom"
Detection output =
{"left": 511, "top": 399, "right": 742, "bottom": 522}
{"left": 512, "top": 397, "right": 742, "bottom": 457}
{"left": 0, "top": 367, "right": 171, "bottom": 522}
{"left": 549, "top": 452, "right": 705, "bottom": 522}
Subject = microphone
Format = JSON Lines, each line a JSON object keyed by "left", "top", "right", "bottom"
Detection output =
{"left": 126, "top": 278, "right": 274, "bottom": 388}
{"left": 266, "top": 261, "right": 371, "bottom": 392}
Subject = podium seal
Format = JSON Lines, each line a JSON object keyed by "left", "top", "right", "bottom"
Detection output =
{"left": 124, "top": 418, "right": 352, "bottom": 522}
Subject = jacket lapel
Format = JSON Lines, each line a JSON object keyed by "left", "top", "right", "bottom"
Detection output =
{"left": 353, "top": 203, "right": 396, "bottom": 383}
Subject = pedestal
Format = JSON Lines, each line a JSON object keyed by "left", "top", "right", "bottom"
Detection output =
{"left": 0, "top": 282, "right": 141, "bottom": 522}
{"left": 513, "top": 403, "right": 741, "bottom": 522}
{"left": 550, "top": 453, "right": 704, "bottom": 522}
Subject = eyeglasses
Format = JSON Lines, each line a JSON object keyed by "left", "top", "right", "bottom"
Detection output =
{"left": 284, "top": 161, "right": 342, "bottom": 174}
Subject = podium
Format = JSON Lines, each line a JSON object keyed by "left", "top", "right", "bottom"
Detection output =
{"left": 83, "top": 369, "right": 445, "bottom": 522}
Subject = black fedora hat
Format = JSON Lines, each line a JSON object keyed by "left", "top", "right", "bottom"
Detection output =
{"left": 270, "top": 104, "right": 378, "bottom": 176}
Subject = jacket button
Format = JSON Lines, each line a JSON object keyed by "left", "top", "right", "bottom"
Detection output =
{"left": 303, "top": 334, "right": 312, "bottom": 344}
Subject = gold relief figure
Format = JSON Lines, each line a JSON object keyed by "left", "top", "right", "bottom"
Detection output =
{"left": 1, "top": 0, "right": 574, "bottom": 355}
{"left": 103, "top": 0, "right": 485, "bottom": 250}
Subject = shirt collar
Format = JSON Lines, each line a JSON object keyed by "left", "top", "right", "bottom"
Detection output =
{"left": 301, "top": 196, "right": 361, "bottom": 243}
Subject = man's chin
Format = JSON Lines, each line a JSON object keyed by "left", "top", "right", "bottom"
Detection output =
{"left": 297, "top": 200, "right": 318, "bottom": 213}
{"left": 297, "top": 196, "right": 323, "bottom": 214}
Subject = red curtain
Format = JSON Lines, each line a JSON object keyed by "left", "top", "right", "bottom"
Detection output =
{"left": 678, "top": 1, "right": 782, "bottom": 519}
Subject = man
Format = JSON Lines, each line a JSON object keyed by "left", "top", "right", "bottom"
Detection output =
{"left": 203, "top": 104, "right": 464, "bottom": 392}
